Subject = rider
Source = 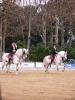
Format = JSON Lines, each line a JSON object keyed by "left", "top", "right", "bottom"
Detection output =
{"left": 51, "top": 43, "right": 58, "bottom": 62}
{"left": 9, "top": 40, "right": 18, "bottom": 59}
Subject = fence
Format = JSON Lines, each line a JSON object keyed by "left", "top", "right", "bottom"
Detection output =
{"left": 0, "top": 62, "right": 75, "bottom": 70}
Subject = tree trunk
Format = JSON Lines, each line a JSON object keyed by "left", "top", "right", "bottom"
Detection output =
{"left": 42, "top": 16, "right": 46, "bottom": 46}
{"left": 27, "top": 16, "right": 31, "bottom": 50}
{"left": 50, "top": 28, "right": 53, "bottom": 44}
{"left": 61, "top": 20, "right": 64, "bottom": 46}
{"left": 0, "top": 23, "right": 2, "bottom": 61}
{"left": 2, "top": 19, "right": 7, "bottom": 52}
{"left": 27, "top": 0, "right": 31, "bottom": 51}
{"left": 55, "top": 16, "right": 59, "bottom": 45}
{"left": 69, "top": 28, "right": 73, "bottom": 46}
{"left": 2, "top": 0, "right": 7, "bottom": 52}
{"left": 21, "top": 26, "right": 25, "bottom": 45}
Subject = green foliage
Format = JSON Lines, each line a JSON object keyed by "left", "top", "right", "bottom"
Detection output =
{"left": 28, "top": 43, "right": 75, "bottom": 61}
{"left": 17, "top": 40, "right": 26, "bottom": 48}
{"left": 28, "top": 43, "right": 47, "bottom": 61}
{"left": 28, "top": 42, "right": 53, "bottom": 62}
{"left": 5, "top": 38, "right": 75, "bottom": 61}
{"left": 56, "top": 44, "right": 75, "bottom": 59}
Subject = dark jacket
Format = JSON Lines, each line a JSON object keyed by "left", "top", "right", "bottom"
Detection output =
{"left": 9, "top": 44, "right": 18, "bottom": 53}
{"left": 52, "top": 47, "right": 58, "bottom": 59}
{"left": 52, "top": 47, "right": 57, "bottom": 55}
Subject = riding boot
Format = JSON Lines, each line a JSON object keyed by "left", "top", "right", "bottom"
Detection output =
{"left": 9, "top": 58, "right": 11, "bottom": 64}
{"left": 51, "top": 58, "right": 54, "bottom": 63}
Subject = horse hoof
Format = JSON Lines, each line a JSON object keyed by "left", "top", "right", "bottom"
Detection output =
{"left": 45, "top": 71, "right": 49, "bottom": 74}
{"left": 34, "top": 68, "right": 36, "bottom": 70}
{"left": 15, "top": 72, "right": 18, "bottom": 75}
{"left": 6, "top": 71, "right": 8, "bottom": 73}
{"left": 62, "top": 70, "right": 64, "bottom": 72}
{"left": 57, "top": 69, "right": 59, "bottom": 72}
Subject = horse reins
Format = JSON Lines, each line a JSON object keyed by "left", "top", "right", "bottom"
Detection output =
{"left": 55, "top": 54, "right": 63, "bottom": 62}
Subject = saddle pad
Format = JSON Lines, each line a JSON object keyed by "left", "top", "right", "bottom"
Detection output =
{"left": 48, "top": 56, "right": 52, "bottom": 59}
{"left": 6, "top": 54, "right": 12, "bottom": 59}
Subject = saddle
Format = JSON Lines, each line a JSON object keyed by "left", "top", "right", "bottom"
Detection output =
{"left": 48, "top": 56, "right": 53, "bottom": 60}
{"left": 48, "top": 55, "right": 56, "bottom": 63}
{"left": 6, "top": 54, "right": 13, "bottom": 64}
{"left": 6, "top": 54, "right": 12, "bottom": 60}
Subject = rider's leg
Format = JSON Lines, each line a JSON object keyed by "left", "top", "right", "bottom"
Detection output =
{"left": 9, "top": 52, "right": 12, "bottom": 57}
{"left": 9, "top": 52, "right": 13, "bottom": 63}
{"left": 51, "top": 54, "right": 54, "bottom": 62}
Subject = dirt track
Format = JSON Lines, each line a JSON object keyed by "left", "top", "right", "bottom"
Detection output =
{"left": 0, "top": 70, "right": 75, "bottom": 100}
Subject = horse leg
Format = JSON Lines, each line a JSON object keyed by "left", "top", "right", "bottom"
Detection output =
{"left": 15, "top": 62, "right": 22, "bottom": 74}
{"left": 45, "top": 64, "right": 49, "bottom": 73}
{"left": 44, "top": 63, "right": 47, "bottom": 72}
{"left": 6, "top": 63, "right": 11, "bottom": 73}
{"left": 15, "top": 64, "right": 19, "bottom": 75}
{"left": 56, "top": 64, "right": 59, "bottom": 72}
{"left": 62, "top": 63, "right": 65, "bottom": 72}
{"left": 2, "top": 62, "right": 5, "bottom": 74}
{"left": 49, "top": 63, "right": 52, "bottom": 68}
{"left": 46, "top": 66, "right": 49, "bottom": 73}
{"left": 19, "top": 62, "right": 22, "bottom": 73}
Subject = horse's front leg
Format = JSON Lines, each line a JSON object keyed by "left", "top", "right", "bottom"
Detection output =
{"left": 15, "top": 64, "right": 19, "bottom": 75}
{"left": 61, "top": 63, "right": 65, "bottom": 72}
{"left": 55, "top": 64, "right": 59, "bottom": 72}
{"left": 19, "top": 62, "right": 23, "bottom": 73}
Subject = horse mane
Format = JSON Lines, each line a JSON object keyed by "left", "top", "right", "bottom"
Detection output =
{"left": 58, "top": 51, "right": 67, "bottom": 54}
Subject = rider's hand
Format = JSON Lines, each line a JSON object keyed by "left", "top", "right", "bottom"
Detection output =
{"left": 12, "top": 50, "right": 16, "bottom": 52}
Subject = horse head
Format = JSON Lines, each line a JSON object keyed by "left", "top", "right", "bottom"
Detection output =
{"left": 58, "top": 51, "right": 67, "bottom": 60}
{"left": 22, "top": 48, "right": 29, "bottom": 59}
{"left": 64, "top": 51, "right": 67, "bottom": 60}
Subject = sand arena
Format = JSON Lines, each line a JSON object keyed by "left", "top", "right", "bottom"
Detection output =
{"left": 0, "top": 70, "right": 75, "bottom": 100}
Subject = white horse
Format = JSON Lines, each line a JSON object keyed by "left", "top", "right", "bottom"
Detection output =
{"left": 43, "top": 51, "right": 67, "bottom": 72}
{"left": 2, "top": 48, "right": 28, "bottom": 74}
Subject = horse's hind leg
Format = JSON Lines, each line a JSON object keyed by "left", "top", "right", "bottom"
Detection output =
{"left": 45, "top": 64, "right": 49, "bottom": 73}
{"left": 44, "top": 63, "right": 47, "bottom": 72}
{"left": 6, "top": 64, "right": 11, "bottom": 73}
{"left": 2, "top": 62, "right": 5, "bottom": 74}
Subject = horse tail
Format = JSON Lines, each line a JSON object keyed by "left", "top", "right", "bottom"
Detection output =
{"left": 43, "top": 57, "right": 46, "bottom": 68}
{"left": 1, "top": 52, "right": 5, "bottom": 56}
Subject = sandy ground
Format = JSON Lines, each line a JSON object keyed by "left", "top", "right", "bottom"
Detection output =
{"left": 0, "top": 70, "right": 75, "bottom": 100}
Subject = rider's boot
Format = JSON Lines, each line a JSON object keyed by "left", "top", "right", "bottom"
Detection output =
{"left": 9, "top": 58, "right": 12, "bottom": 64}
{"left": 8, "top": 53, "right": 13, "bottom": 64}
{"left": 51, "top": 58, "right": 54, "bottom": 63}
